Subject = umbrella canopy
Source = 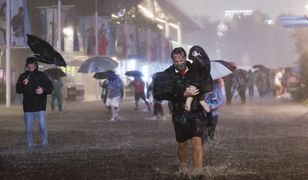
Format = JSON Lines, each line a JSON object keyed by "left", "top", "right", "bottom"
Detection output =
{"left": 125, "top": 70, "right": 143, "bottom": 77}
{"left": 43, "top": 67, "right": 66, "bottom": 80}
{"left": 93, "top": 70, "right": 115, "bottom": 79}
{"left": 78, "top": 56, "right": 118, "bottom": 73}
{"left": 252, "top": 64, "right": 268, "bottom": 71}
{"left": 210, "top": 60, "right": 237, "bottom": 80}
{"left": 27, "top": 34, "right": 67, "bottom": 67}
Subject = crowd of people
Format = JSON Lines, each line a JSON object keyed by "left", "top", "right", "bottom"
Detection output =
{"left": 223, "top": 66, "right": 301, "bottom": 104}
{"left": 17, "top": 44, "right": 302, "bottom": 176}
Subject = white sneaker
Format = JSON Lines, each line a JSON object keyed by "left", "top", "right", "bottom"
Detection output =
{"left": 109, "top": 118, "right": 116, "bottom": 121}
{"left": 160, "top": 116, "right": 167, "bottom": 121}
{"left": 144, "top": 116, "right": 158, "bottom": 120}
{"left": 115, "top": 115, "right": 124, "bottom": 121}
{"left": 149, "top": 116, "right": 158, "bottom": 120}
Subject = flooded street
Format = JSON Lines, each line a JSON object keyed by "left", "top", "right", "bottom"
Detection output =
{"left": 1, "top": 97, "right": 308, "bottom": 179}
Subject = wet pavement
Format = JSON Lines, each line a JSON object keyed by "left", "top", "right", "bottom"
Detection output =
{"left": 1, "top": 96, "right": 308, "bottom": 179}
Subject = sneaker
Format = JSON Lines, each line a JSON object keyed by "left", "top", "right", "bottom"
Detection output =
{"left": 148, "top": 116, "right": 158, "bottom": 120}
{"left": 144, "top": 116, "right": 157, "bottom": 120}
{"left": 160, "top": 116, "right": 167, "bottom": 121}
{"left": 115, "top": 115, "right": 124, "bottom": 121}
{"left": 109, "top": 118, "right": 116, "bottom": 121}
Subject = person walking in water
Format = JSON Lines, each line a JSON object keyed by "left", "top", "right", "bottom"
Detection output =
{"left": 129, "top": 76, "right": 151, "bottom": 111}
{"left": 51, "top": 78, "right": 63, "bottom": 112}
{"left": 16, "top": 57, "right": 53, "bottom": 147}
{"left": 105, "top": 71, "right": 124, "bottom": 121}
{"left": 155, "top": 47, "right": 211, "bottom": 173}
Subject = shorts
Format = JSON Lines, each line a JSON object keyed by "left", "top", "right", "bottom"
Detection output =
{"left": 172, "top": 112, "right": 206, "bottom": 143}
{"left": 135, "top": 92, "right": 146, "bottom": 101}
{"left": 105, "top": 96, "right": 121, "bottom": 108}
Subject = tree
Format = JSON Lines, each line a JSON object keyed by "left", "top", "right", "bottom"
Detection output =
{"left": 182, "top": 16, "right": 219, "bottom": 59}
{"left": 220, "top": 10, "right": 297, "bottom": 68}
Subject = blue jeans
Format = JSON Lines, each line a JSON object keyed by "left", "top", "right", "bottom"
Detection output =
{"left": 24, "top": 111, "right": 48, "bottom": 146}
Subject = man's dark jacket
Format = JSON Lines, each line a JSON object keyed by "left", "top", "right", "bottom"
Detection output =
{"left": 154, "top": 63, "right": 204, "bottom": 116}
{"left": 16, "top": 70, "right": 53, "bottom": 112}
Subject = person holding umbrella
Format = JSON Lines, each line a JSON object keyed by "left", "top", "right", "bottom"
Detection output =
{"left": 105, "top": 71, "right": 124, "bottom": 121}
{"left": 16, "top": 57, "right": 53, "bottom": 147}
{"left": 128, "top": 74, "right": 151, "bottom": 111}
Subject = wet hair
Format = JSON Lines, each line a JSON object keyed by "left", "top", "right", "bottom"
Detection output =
{"left": 171, "top": 47, "right": 186, "bottom": 59}
{"left": 26, "top": 56, "right": 37, "bottom": 65}
{"left": 188, "top": 45, "right": 209, "bottom": 61}
{"left": 25, "top": 56, "right": 38, "bottom": 68}
{"left": 18, "top": 7, "right": 24, "bottom": 13}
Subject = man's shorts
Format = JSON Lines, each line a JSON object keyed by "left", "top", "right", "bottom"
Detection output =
{"left": 172, "top": 112, "right": 206, "bottom": 143}
{"left": 135, "top": 92, "right": 146, "bottom": 101}
{"left": 105, "top": 96, "right": 121, "bottom": 108}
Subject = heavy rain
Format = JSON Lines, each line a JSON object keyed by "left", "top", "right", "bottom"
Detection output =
{"left": 1, "top": 0, "right": 308, "bottom": 179}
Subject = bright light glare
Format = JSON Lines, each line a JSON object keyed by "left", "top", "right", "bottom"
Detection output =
{"left": 127, "top": 59, "right": 136, "bottom": 70}
{"left": 141, "top": 65, "right": 149, "bottom": 82}
{"left": 63, "top": 27, "right": 73, "bottom": 36}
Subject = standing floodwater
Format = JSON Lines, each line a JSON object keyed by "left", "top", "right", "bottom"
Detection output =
{"left": 1, "top": 97, "right": 308, "bottom": 179}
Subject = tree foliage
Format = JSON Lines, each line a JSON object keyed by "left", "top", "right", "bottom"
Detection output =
{"left": 220, "top": 10, "right": 296, "bottom": 67}
{"left": 183, "top": 16, "right": 219, "bottom": 59}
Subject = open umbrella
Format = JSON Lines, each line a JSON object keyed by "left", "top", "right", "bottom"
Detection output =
{"left": 93, "top": 70, "right": 115, "bottom": 79}
{"left": 78, "top": 56, "right": 118, "bottom": 73}
{"left": 27, "top": 34, "right": 67, "bottom": 67}
{"left": 125, "top": 70, "right": 143, "bottom": 77}
{"left": 210, "top": 60, "right": 237, "bottom": 80}
{"left": 252, "top": 64, "right": 268, "bottom": 71}
{"left": 43, "top": 67, "right": 66, "bottom": 80}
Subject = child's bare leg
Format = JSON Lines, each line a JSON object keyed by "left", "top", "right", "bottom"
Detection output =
{"left": 185, "top": 97, "right": 193, "bottom": 111}
{"left": 199, "top": 100, "right": 210, "bottom": 112}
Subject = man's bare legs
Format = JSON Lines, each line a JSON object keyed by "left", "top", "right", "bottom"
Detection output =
{"left": 135, "top": 101, "right": 139, "bottom": 110}
{"left": 192, "top": 137, "right": 204, "bottom": 170}
{"left": 177, "top": 137, "right": 204, "bottom": 170}
{"left": 178, "top": 141, "right": 188, "bottom": 168}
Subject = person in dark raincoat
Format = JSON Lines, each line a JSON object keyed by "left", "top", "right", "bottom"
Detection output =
{"left": 234, "top": 69, "right": 248, "bottom": 104}
{"left": 247, "top": 70, "right": 254, "bottom": 98}
{"left": 145, "top": 73, "right": 165, "bottom": 120}
{"left": 223, "top": 73, "right": 234, "bottom": 104}
{"left": 16, "top": 57, "right": 53, "bottom": 147}
{"left": 158, "top": 47, "right": 210, "bottom": 172}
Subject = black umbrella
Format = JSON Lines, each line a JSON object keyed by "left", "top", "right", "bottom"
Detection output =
{"left": 252, "top": 64, "right": 268, "bottom": 71}
{"left": 43, "top": 67, "right": 66, "bottom": 80}
{"left": 210, "top": 60, "right": 237, "bottom": 80}
{"left": 125, "top": 70, "right": 143, "bottom": 77}
{"left": 93, "top": 70, "right": 115, "bottom": 79}
{"left": 27, "top": 34, "right": 67, "bottom": 67}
